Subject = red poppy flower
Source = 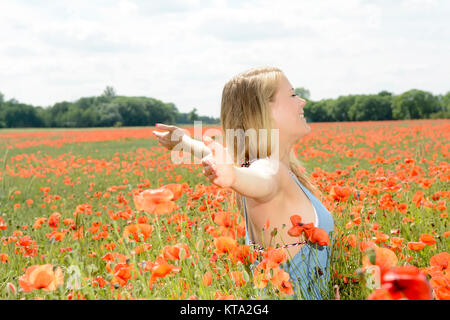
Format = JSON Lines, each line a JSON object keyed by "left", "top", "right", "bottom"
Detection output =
{"left": 270, "top": 267, "right": 295, "bottom": 296}
{"left": 133, "top": 187, "right": 178, "bottom": 215}
{"left": 330, "top": 186, "right": 351, "bottom": 202}
{"left": 429, "top": 252, "right": 450, "bottom": 271}
{"left": 264, "top": 247, "right": 287, "bottom": 268}
{"left": 407, "top": 242, "right": 426, "bottom": 251}
{"left": 149, "top": 263, "right": 181, "bottom": 289}
{"left": 213, "top": 236, "right": 238, "bottom": 256}
{"left": 202, "top": 271, "right": 213, "bottom": 286}
{"left": 288, "top": 214, "right": 329, "bottom": 246}
{"left": 419, "top": 234, "right": 436, "bottom": 246}
{"left": 367, "top": 288, "right": 394, "bottom": 300}
{"left": 19, "top": 264, "right": 64, "bottom": 293}
{"left": 160, "top": 183, "right": 186, "bottom": 201}
{"left": 306, "top": 227, "right": 331, "bottom": 246}
{"left": 230, "top": 271, "right": 246, "bottom": 287}
{"left": 363, "top": 247, "right": 398, "bottom": 276}
{"left": 382, "top": 266, "right": 432, "bottom": 300}
{"left": 288, "top": 215, "right": 304, "bottom": 237}
{"left": 123, "top": 223, "right": 154, "bottom": 242}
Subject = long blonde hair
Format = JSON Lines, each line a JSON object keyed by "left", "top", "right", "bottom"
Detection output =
{"left": 220, "top": 66, "right": 321, "bottom": 215}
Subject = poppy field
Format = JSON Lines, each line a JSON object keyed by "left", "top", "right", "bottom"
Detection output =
{"left": 0, "top": 119, "right": 448, "bottom": 300}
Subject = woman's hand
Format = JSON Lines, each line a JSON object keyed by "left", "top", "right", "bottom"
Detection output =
{"left": 200, "top": 138, "right": 281, "bottom": 200}
{"left": 152, "top": 123, "right": 185, "bottom": 151}
{"left": 201, "top": 136, "right": 236, "bottom": 188}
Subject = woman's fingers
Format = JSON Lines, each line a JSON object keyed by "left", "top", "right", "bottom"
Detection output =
{"left": 206, "top": 172, "right": 216, "bottom": 181}
{"left": 153, "top": 130, "right": 165, "bottom": 138}
{"left": 203, "top": 165, "right": 215, "bottom": 176}
{"left": 202, "top": 156, "right": 218, "bottom": 177}
{"left": 201, "top": 156, "right": 216, "bottom": 171}
{"left": 155, "top": 123, "right": 178, "bottom": 132}
{"left": 201, "top": 136, "right": 231, "bottom": 164}
{"left": 153, "top": 130, "right": 170, "bottom": 140}
{"left": 202, "top": 165, "right": 216, "bottom": 179}
{"left": 153, "top": 130, "right": 174, "bottom": 145}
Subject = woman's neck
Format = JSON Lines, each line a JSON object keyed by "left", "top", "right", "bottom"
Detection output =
{"left": 243, "top": 139, "right": 294, "bottom": 169}
{"left": 277, "top": 141, "right": 293, "bottom": 169}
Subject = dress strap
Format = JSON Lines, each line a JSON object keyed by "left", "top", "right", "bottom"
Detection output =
{"left": 288, "top": 170, "right": 320, "bottom": 228}
{"left": 288, "top": 170, "right": 334, "bottom": 235}
{"left": 241, "top": 195, "right": 251, "bottom": 245}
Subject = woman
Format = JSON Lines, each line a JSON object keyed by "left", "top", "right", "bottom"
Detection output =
{"left": 154, "top": 66, "right": 334, "bottom": 299}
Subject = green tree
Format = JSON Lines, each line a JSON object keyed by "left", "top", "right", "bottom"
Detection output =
{"left": 75, "top": 97, "right": 97, "bottom": 111}
{"left": 1, "top": 103, "right": 43, "bottom": 127}
{"left": 148, "top": 100, "right": 177, "bottom": 125}
{"left": 188, "top": 108, "right": 199, "bottom": 122}
{"left": 176, "top": 112, "right": 189, "bottom": 124}
{"left": 35, "top": 106, "right": 52, "bottom": 127}
{"left": 102, "top": 86, "right": 116, "bottom": 99}
{"left": 294, "top": 87, "right": 311, "bottom": 100}
{"left": 116, "top": 97, "right": 150, "bottom": 126}
{"left": 327, "top": 95, "right": 356, "bottom": 121}
{"left": 62, "top": 105, "right": 83, "bottom": 127}
{"left": 80, "top": 108, "right": 99, "bottom": 127}
{"left": 378, "top": 90, "right": 393, "bottom": 97}
{"left": 430, "top": 91, "right": 450, "bottom": 119}
{"left": 48, "top": 101, "right": 73, "bottom": 127}
{"left": 441, "top": 91, "right": 450, "bottom": 112}
{"left": 97, "top": 102, "right": 122, "bottom": 127}
{"left": 199, "top": 115, "right": 220, "bottom": 124}
{"left": 348, "top": 95, "right": 392, "bottom": 121}
{"left": 0, "top": 91, "right": 4, "bottom": 127}
{"left": 7, "top": 98, "right": 19, "bottom": 105}
{"left": 392, "top": 89, "right": 440, "bottom": 119}
{"left": 304, "top": 99, "right": 334, "bottom": 122}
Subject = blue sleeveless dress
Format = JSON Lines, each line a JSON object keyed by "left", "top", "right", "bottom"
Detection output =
{"left": 241, "top": 170, "right": 335, "bottom": 300}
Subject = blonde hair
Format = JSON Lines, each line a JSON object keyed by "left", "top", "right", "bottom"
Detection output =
{"left": 220, "top": 66, "right": 321, "bottom": 215}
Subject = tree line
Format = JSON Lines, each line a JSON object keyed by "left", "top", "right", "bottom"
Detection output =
{"left": 0, "top": 86, "right": 448, "bottom": 128}
{"left": 0, "top": 86, "right": 218, "bottom": 128}
{"left": 297, "top": 88, "right": 450, "bottom": 122}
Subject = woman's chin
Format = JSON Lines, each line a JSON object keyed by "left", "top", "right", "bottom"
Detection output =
{"left": 304, "top": 122, "right": 312, "bottom": 132}
{"left": 296, "top": 131, "right": 309, "bottom": 140}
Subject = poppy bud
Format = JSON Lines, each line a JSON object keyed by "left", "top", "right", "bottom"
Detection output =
{"left": 6, "top": 282, "right": 16, "bottom": 295}
{"left": 271, "top": 228, "right": 278, "bottom": 238}
{"left": 366, "top": 248, "right": 377, "bottom": 265}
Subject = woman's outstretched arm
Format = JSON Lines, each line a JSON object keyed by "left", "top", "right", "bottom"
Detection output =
{"left": 153, "top": 123, "right": 211, "bottom": 159}
{"left": 201, "top": 136, "right": 281, "bottom": 202}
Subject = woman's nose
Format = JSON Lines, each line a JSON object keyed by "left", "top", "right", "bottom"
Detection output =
{"left": 298, "top": 97, "right": 306, "bottom": 107}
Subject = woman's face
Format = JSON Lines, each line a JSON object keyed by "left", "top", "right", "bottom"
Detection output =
{"left": 270, "top": 74, "right": 310, "bottom": 146}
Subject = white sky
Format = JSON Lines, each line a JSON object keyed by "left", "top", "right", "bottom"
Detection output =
{"left": 0, "top": 0, "right": 449, "bottom": 117}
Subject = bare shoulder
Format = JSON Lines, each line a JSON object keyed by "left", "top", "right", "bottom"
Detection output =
{"left": 248, "top": 157, "right": 275, "bottom": 170}
{"left": 248, "top": 158, "right": 281, "bottom": 177}
{"left": 245, "top": 157, "right": 291, "bottom": 203}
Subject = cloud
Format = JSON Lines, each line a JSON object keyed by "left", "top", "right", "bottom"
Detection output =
{"left": 196, "top": 11, "right": 316, "bottom": 42}
{"left": 2, "top": 45, "right": 36, "bottom": 57}
{"left": 0, "top": 0, "right": 449, "bottom": 117}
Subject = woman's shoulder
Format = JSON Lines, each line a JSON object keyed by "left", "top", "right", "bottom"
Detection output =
{"left": 245, "top": 157, "right": 288, "bottom": 174}
{"left": 237, "top": 158, "right": 289, "bottom": 206}
{"left": 247, "top": 158, "right": 295, "bottom": 200}
{"left": 247, "top": 157, "right": 273, "bottom": 168}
